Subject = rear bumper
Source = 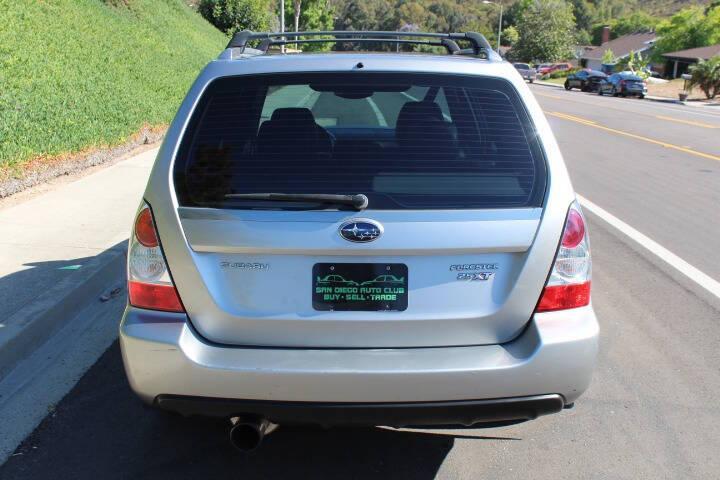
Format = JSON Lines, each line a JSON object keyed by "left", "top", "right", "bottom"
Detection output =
{"left": 154, "top": 394, "right": 564, "bottom": 427}
{"left": 120, "top": 305, "right": 598, "bottom": 422}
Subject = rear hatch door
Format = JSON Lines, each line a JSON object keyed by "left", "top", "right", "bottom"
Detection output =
{"left": 169, "top": 71, "right": 552, "bottom": 348}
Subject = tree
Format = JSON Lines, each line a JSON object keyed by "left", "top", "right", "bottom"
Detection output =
{"left": 334, "top": 0, "right": 396, "bottom": 31}
{"left": 502, "top": 0, "right": 533, "bottom": 29}
{"left": 286, "top": 0, "right": 334, "bottom": 51}
{"left": 569, "top": 0, "right": 595, "bottom": 33}
{"left": 198, "top": 0, "right": 272, "bottom": 34}
{"left": 617, "top": 50, "right": 650, "bottom": 78}
{"left": 503, "top": 25, "right": 519, "bottom": 46}
{"left": 512, "top": 0, "right": 576, "bottom": 62}
{"left": 653, "top": 6, "right": 720, "bottom": 60}
{"left": 688, "top": 56, "right": 720, "bottom": 99}
{"left": 602, "top": 48, "right": 615, "bottom": 64}
{"left": 590, "top": 11, "right": 658, "bottom": 45}
{"left": 293, "top": 0, "right": 302, "bottom": 31}
{"left": 613, "top": 11, "right": 658, "bottom": 37}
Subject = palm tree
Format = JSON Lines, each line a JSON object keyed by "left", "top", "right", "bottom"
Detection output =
{"left": 688, "top": 56, "right": 720, "bottom": 100}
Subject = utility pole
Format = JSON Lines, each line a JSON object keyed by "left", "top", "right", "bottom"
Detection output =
{"left": 280, "top": 0, "right": 285, "bottom": 53}
{"left": 482, "top": 1, "right": 503, "bottom": 54}
{"left": 497, "top": 2, "right": 503, "bottom": 54}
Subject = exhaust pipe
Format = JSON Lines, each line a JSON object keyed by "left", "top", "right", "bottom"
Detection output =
{"left": 229, "top": 417, "right": 273, "bottom": 452}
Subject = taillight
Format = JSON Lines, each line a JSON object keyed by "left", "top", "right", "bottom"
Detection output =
{"left": 536, "top": 201, "right": 591, "bottom": 312}
{"left": 134, "top": 209, "right": 158, "bottom": 247}
{"left": 127, "top": 202, "right": 184, "bottom": 312}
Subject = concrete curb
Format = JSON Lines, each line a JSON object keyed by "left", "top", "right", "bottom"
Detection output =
{"left": 0, "top": 245, "right": 127, "bottom": 381}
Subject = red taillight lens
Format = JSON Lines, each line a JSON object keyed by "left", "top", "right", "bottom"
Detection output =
{"left": 128, "top": 281, "right": 184, "bottom": 312}
{"left": 128, "top": 202, "right": 185, "bottom": 313}
{"left": 537, "top": 282, "right": 591, "bottom": 312}
{"left": 536, "top": 202, "right": 591, "bottom": 313}
{"left": 561, "top": 209, "right": 585, "bottom": 248}
{"left": 134, "top": 208, "right": 159, "bottom": 247}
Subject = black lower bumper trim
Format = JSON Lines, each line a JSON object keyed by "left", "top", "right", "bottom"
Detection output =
{"left": 154, "top": 394, "right": 565, "bottom": 427}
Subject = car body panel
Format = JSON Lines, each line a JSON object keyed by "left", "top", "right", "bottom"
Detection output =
{"left": 120, "top": 304, "right": 599, "bottom": 404}
{"left": 122, "top": 47, "right": 597, "bottom": 421}
{"left": 598, "top": 73, "right": 647, "bottom": 97}
{"left": 143, "top": 54, "right": 577, "bottom": 348}
{"left": 565, "top": 70, "right": 607, "bottom": 91}
{"left": 513, "top": 62, "right": 536, "bottom": 82}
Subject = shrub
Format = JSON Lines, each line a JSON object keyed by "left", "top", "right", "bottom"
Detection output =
{"left": 548, "top": 67, "right": 581, "bottom": 79}
{"left": 688, "top": 56, "right": 720, "bottom": 99}
{"left": 198, "top": 0, "right": 272, "bottom": 34}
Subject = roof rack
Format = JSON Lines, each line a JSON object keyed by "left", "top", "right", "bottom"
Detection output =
{"left": 220, "top": 31, "right": 502, "bottom": 61}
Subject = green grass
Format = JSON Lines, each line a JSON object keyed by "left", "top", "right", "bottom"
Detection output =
{"left": 0, "top": 0, "right": 226, "bottom": 169}
{"left": 542, "top": 77, "right": 567, "bottom": 85}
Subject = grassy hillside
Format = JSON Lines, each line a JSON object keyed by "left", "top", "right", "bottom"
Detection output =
{"left": 0, "top": 0, "right": 226, "bottom": 169}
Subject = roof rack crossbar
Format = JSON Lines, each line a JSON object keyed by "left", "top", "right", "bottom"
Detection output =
{"left": 269, "top": 38, "right": 455, "bottom": 51}
{"left": 225, "top": 30, "right": 500, "bottom": 60}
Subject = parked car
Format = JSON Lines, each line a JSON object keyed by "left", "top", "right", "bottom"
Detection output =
{"left": 513, "top": 62, "right": 536, "bottom": 83}
{"left": 360, "top": 274, "right": 405, "bottom": 286}
{"left": 120, "top": 30, "right": 598, "bottom": 451}
{"left": 536, "top": 63, "right": 553, "bottom": 75}
{"left": 564, "top": 70, "right": 607, "bottom": 92}
{"left": 316, "top": 274, "right": 359, "bottom": 286}
{"left": 598, "top": 72, "right": 647, "bottom": 98}
{"left": 539, "top": 62, "right": 573, "bottom": 76}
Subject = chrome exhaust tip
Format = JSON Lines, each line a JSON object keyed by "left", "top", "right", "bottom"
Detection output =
{"left": 229, "top": 417, "right": 273, "bottom": 452}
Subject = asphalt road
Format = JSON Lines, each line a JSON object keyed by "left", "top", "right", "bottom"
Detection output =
{"left": 2, "top": 85, "right": 720, "bottom": 479}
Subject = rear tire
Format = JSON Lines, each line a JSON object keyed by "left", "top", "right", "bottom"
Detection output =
{"left": 564, "top": 81, "right": 571, "bottom": 90}
{"left": 612, "top": 87, "right": 619, "bottom": 97}
{"left": 638, "top": 94, "right": 645, "bottom": 99}
{"left": 529, "top": 79, "right": 534, "bottom": 84}
{"left": 598, "top": 89, "right": 603, "bottom": 96}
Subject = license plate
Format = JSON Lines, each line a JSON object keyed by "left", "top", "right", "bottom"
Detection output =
{"left": 313, "top": 263, "right": 408, "bottom": 311}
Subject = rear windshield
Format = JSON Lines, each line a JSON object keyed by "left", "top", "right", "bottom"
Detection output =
{"left": 514, "top": 63, "right": 530, "bottom": 70}
{"left": 174, "top": 73, "right": 546, "bottom": 210}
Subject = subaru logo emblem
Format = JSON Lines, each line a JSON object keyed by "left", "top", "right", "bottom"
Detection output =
{"left": 339, "top": 219, "right": 383, "bottom": 243}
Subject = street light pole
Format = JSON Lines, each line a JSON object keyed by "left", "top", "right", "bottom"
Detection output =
{"left": 482, "top": 0, "right": 503, "bottom": 55}
{"left": 496, "top": 2, "right": 503, "bottom": 54}
{"left": 280, "top": 0, "right": 285, "bottom": 53}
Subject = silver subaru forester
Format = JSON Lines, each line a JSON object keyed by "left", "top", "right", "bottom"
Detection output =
{"left": 120, "top": 31, "right": 598, "bottom": 449}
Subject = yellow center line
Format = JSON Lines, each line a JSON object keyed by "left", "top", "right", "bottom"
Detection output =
{"left": 655, "top": 115, "right": 720, "bottom": 129}
{"left": 545, "top": 111, "right": 720, "bottom": 163}
{"left": 550, "top": 111, "right": 597, "bottom": 125}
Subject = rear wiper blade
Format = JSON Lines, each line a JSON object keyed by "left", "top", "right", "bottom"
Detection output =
{"left": 224, "top": 193, "right": 369, "bottom": 210}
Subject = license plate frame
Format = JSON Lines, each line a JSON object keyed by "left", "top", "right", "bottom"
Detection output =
{"left": 312, "top": 263, "right": 408, "bottom": 311}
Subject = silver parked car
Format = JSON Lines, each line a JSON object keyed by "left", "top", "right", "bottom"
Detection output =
{"left": 120, "top": 31, "right": 598, "bottom": 450}
{"left": 512, "top": 62, "right": 537, "bottom": 83}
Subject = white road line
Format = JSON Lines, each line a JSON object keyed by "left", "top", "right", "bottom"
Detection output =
{"left": 365, "top": 97, "right": 388, "bottom": 127}
{"left": 577, "top": 194, "right": 720, "bottom": 300}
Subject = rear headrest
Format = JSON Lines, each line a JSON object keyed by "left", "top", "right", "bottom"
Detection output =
{"left": 256, "top": 107, "right": 332, "bottom": 157}
{"left": 398, "top": 101, "right": 444, "bottom": 123}
{"left": 396, "top": 101, "right": 445, "bottom": 144}
{"left": 395, "top": 101, "right": 456, "bottom": 156}
{"left": 270, "top": 107, "right": 316, "bottom": 126}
